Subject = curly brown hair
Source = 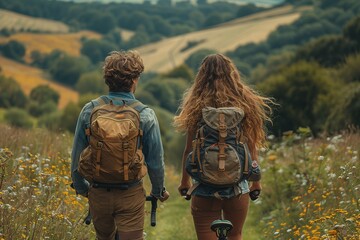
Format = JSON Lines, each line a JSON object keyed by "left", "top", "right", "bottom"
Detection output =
{"left": 173, "top": 53, "right": 273, "bottom": 156}
{"left": 103, "top": 50, "right": 144, "bottom": 92}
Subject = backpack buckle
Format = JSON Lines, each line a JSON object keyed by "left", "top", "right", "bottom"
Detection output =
{"left": 97, "top": 141, "right": 104, "bottom": 148}
{"left": 218, "top": 153, "right": 226, "bottom": 161}
{"left": 123, "top": 142, "right": 129, "bottom": 150}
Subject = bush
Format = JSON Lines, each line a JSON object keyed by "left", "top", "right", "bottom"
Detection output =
{"left": 135, "top": 90, "right": 159, "bottom": 106}
{"left": 162, "top": 64, "right": 194, "bottom": 82}
{"left": 38, "top": 111, "right": 62, "bottom": 131}
{"left": 0, "top": 40, "right": 26, "bottom": 61}
{"left": 343, "top": 15, "right": 360, "bottom": 43}
{"left": 49, "top": 55, "right": 90, "bottom": 86}
{"left": 143, "top": 80, "right": 177, "bottom": 113}
{"left": 295, "top": 35, "right": 357, "bottom": 67}
{"left": 30, "top": 85, "right": 60, "bottom": 105}
{"left": 75, "top": 71, "right": 106, "bottom": 95}
{"left": 325, "top": 82, "right": 360, "bottom": 132}
{"left": 257, "top": 61, "right": 334, "bottom": 135}
{"left": 80, "top": 39, "right": 117, "bottom": 64}
{"left": 4, "top": 108, "right": 33, "bottom": 129}
{"left": 59, "top": 102, "right": 81, "bottom": 132}
{"left": 28, "top": 100, "right": 58, "bottom": 117}
{"left": 0, "top": 75, "right": 27, "bottom": 108}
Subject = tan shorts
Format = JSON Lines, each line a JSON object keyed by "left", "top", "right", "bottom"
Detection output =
{"left": 88, "top": 183, "right": 146, "bottom": 240}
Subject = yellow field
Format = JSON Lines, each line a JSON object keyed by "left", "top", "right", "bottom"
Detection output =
{"left": 0, "top": 56, "right": 78, "bottom": 109}
{"left": 0, "top": 9, "right": 69, "bottom": 33}
{"left": 136, "top": 5, "right": 306, "bottom": 73}
{"left": 0, "top": 30, "right": 102, "bottom": 62}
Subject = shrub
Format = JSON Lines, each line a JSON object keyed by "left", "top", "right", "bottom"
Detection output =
{"left": 28, "top": 100, "right": 58, "bottom": 117}
{"left": 38, "top": 111, "right": 62, "bottom": 131}
{"left": 30, "top": 85, "right": 60, "bottom": 105}
{"left": 4, "top": 108, "right": 33, "bottom": 129}
{"left": 0, "top": 75, "right": 27, "bottom": 108}
{"left": 0, "top": 40, "right": 26, "bottom": 61}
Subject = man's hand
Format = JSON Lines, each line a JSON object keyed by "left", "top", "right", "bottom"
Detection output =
{"left": 151, "top": 188, "right": 170, "bottom": 202}
{"left": 158, "top": 190, "right": 170, "bottom": 202}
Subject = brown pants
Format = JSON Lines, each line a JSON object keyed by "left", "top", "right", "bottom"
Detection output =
{"left": 191, "top": 194, "right": 249, "bottom": 240}
{"left": 88, "top": 184, "right": 146, "bottom": 240}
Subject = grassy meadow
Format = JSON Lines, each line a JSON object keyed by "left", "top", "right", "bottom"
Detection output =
{"left": 0, "top": 124, "right": 359, "bottom": 239}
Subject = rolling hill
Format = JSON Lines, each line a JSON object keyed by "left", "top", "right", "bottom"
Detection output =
{"left": 0, "top": 30, "right": 102, "bottom": 63}
{"left": 136, "top": 5, "right": 307, "bottom": 73}
{"left": 0, "top": 9, "right": 69, "bottom": 33}
{"left": 0, "top": 56, "right": 78, "bottom": 109}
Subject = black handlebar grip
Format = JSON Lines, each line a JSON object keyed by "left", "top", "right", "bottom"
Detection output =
{"left": 146, "top": 195, "right": 158, "bottom": 227}
{"left": 84, "top": 210, "right": 92, "bottom": 225}
{"left": 180, "top": 189, "right": 191, "bottom": 201}
{"left": 150, "top": 210, "right": 156, "bottom": 227}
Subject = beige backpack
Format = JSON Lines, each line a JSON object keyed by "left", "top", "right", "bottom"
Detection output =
{"left": 78, "top": 97, "right": 147, "bottom": 184}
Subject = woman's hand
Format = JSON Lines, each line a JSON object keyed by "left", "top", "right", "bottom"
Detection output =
{"left": 178, "top": 178, "right": 192, "bottom": 196}
{"left": 249, "top": 181, "right": 261, "bottom": 192}
{"left": 249, "top": 181, "right": 262, "bottom": 201}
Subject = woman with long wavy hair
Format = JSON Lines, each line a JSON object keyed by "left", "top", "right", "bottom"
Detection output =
{"left": 174, "top": 53, "right": 272, "bottom": 240}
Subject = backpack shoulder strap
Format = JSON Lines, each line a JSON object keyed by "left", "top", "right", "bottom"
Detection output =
{"left": 128, "top": 100, "right": 148, "bottom": 113}
{"left": 91, "top": 95, "right": 109, "bottom": 108}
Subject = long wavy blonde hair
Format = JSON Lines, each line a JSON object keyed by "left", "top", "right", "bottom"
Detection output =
{"left": 174, "top": 53, "right": 272, "bottom": 154}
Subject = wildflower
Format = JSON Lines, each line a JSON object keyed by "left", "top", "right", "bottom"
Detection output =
{"left": 327, "top": 230, "right": 337, "bottom": 235}
{"left": 317, "top": 156, "right": 324, "bottom": 161}
{"left": 268, "top": 154, "right": 277, "bottom": 161}
{"left": 328, "top": 173, "right": 336, "bottom": 178}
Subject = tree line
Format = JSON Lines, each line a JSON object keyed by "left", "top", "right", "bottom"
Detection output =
{"left": 0, "top": 0, "right": 266, "bottom": 48}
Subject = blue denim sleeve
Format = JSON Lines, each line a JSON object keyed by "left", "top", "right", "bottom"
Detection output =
{"left": 140, "top": 108, "right": 165, "bottom": 198}
{"left": 70, "top": 103, "right": 92, "bottom": 195}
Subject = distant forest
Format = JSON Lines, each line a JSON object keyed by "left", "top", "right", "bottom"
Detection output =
{"left": 0, "top": 0, "right": 267, "bottom": 48}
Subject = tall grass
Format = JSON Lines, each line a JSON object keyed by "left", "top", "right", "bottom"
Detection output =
{"left": 0, "top": 124, "right": 92, "bottom": 240}
{"left": 1, "top": 124, "right": 359, "bottom": 239}
{"left": 254, "top": 128, "right": 360, "bottom": 239}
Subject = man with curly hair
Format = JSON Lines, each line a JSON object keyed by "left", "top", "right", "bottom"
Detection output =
{"left": 71, "top": 50, "right": 169, "bottom": 240}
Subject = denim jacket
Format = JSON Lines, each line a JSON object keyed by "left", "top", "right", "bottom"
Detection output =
{"left": 71, "top": 92, "right": 165, "bottom": 198}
